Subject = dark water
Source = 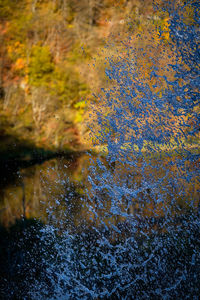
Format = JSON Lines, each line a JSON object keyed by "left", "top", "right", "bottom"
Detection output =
{"left": 0, "top": 151, "right": 199, "bottom": 299}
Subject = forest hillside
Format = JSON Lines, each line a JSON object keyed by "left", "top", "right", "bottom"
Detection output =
{"left": 0, "top": 0, "right": 198, "bottom": 159}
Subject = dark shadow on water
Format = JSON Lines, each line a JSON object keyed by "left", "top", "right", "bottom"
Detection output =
{"left": 0, "top": 217, "right": 52, "bottom": 299}
{"left": 0, "top": 131, "right": 85, "bottom": 189}
{"left": 0, "top": 213, "right": 200, "bottom": 299}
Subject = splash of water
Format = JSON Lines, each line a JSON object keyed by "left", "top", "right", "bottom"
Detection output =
{"left": 32, "top": 1, "right": 200, "bottom": 298}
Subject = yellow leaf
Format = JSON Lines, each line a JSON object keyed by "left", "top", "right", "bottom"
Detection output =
{"left": 14, "top": 58, "right": 25, "bottom": 70}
